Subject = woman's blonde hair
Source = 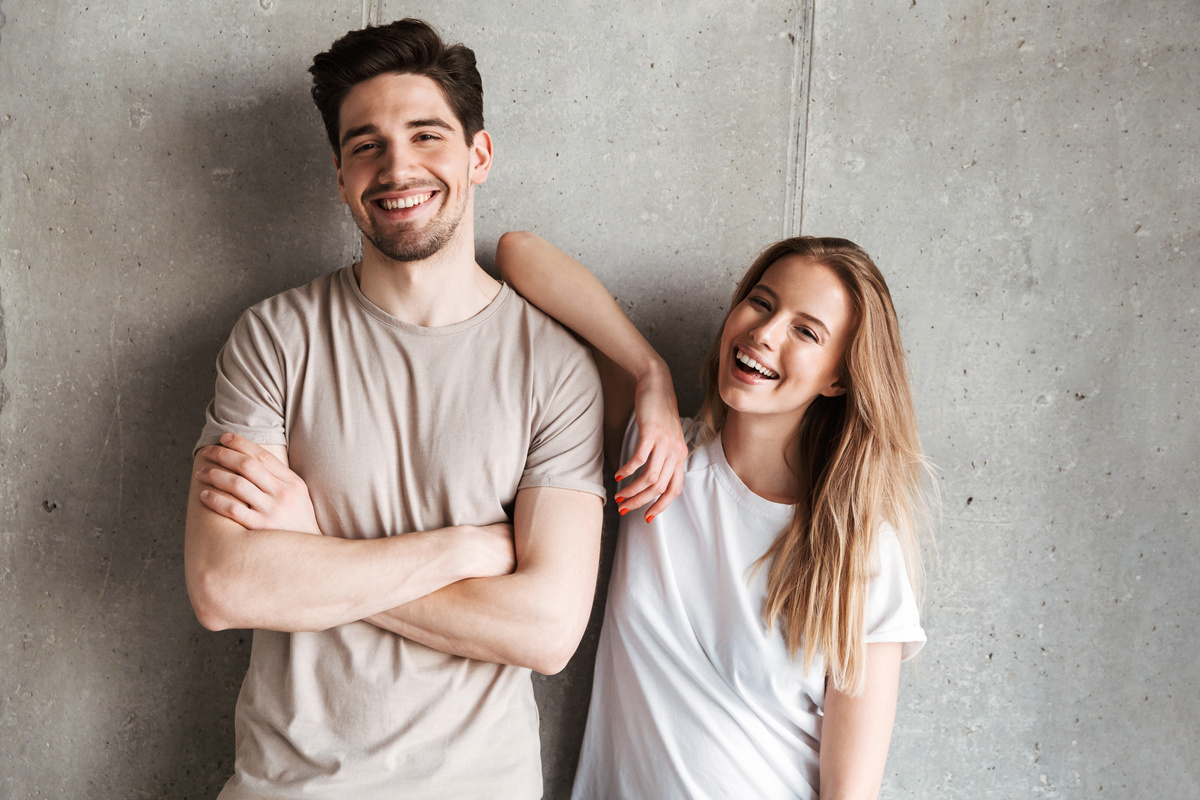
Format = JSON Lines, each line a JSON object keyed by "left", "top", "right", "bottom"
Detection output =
{"left": 693, "top": 236, "right": 934, "bottom": 696}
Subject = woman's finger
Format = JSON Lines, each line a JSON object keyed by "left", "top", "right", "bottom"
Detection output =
{"left": 621, "top": 455, "right": 676, "bottom": 514}
{"left": 642, "top": 461, "right": 685, "bottom": 522}
{"left": 617, "top": 457, "right": 661, "bottom": 510}
{"left": 614, "top": 437, "right": 653, "bottom": 483}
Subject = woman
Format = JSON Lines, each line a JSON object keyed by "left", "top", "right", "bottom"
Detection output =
{"left": 495, "top": 232, "right": 932, "bottom": 800}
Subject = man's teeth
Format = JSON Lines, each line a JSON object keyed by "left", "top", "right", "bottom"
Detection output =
{"left": 736, "top": 349, "right": 779, "bottom": 378}
{"left": 380, "top": 193, "right": 432, "bottom": 211}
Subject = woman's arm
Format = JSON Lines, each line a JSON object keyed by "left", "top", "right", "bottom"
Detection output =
{"left": 818, "top": 642, "right": 904, "bottom": 800}
{"left": 497, "top": 231, "right": 686, "bottom": 520}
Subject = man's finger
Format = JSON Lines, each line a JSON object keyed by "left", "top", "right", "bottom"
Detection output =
{"left": 199, "top": 488, "right": 262, "bottom": 529}
{"left": 220, "top": 433, "right": 292, "bottom": 479}
{"left": 198, "top": 466, "right": 268, "bottom": 509}
{"left": 202, "top": 444, "right": 276, "bottom": 489}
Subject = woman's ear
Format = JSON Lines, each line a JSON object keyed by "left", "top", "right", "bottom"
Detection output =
{"left": 821, "top": 380, "right": 848, "bottom": 398}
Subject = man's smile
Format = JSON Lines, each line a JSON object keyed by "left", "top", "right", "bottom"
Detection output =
{"left": 376, "top": 192, "right": 434, "bottom": 211}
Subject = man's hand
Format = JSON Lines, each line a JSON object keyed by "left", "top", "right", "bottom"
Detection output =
{"left": 194, "top": 432, "right": 516, "bottom": 580}
{"left": 195, "top": 433, "right": 322, "bottom": 534}
{"left": 613, "top": 365, "right": 687, "bottom": 522}
{"left": 457, "top": 522, "right": 517, "bottom": 579}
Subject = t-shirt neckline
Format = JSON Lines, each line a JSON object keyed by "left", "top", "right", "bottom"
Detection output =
{"left": 699, "top": 429, "right": 795, "bottom": 522}
{"left": 341, "top": 265, "right": 511, "bottom": 336}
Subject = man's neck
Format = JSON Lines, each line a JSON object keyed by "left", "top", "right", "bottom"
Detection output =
{"left": 354, "top": 229, "right": 501, "bottom": 328}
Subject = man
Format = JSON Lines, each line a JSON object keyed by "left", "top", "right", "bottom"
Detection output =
{"left": 184, "top": 19, "right": 605, "bottom": 799}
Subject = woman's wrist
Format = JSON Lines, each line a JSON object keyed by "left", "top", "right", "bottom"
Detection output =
{"left": 630, "top": 353, "right": 671, "bottom": 387}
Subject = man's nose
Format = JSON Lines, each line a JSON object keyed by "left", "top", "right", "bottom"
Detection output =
{"left": 377, "top": 144, "right": 416, "bottom": 186}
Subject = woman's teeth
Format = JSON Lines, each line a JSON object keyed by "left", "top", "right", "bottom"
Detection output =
{"left": 379, "top": 193, "right": 432, "bottom": 211}
{"left": 736, "top": 349, "right": 779, "bottom": 379}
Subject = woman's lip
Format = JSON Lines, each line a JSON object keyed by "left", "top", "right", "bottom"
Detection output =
{"left": 729, "top": 348, "right": 777, "bottom": 385}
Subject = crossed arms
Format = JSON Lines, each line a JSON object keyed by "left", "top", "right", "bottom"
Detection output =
{"left": 185, "top": 436, "right": 602, "bottom": 674}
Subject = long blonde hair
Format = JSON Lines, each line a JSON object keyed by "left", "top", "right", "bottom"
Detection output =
{"left": 693, "top": 236, "right": 934, "bottom": 696}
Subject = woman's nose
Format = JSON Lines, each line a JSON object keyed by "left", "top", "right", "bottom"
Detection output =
{"left": 750, "top": 316, "right": 784, "bottom": 348}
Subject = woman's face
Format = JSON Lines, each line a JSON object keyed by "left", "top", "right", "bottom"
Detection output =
{"left": 717, "top": 255, "right": 854, "bottom": 430}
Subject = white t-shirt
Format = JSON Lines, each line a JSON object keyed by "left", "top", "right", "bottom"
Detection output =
{"left": 572, "top": 419, "right": 925, "bottom": 800}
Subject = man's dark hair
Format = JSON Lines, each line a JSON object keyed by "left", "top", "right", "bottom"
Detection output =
{"left": 309, "top": 18, "right": 485, "bottom": 156}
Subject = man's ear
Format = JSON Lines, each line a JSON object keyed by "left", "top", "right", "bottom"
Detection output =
{"left": 469, "top": 130, "right": 494, "bottom": 185}
{"left": 333, "top": 152, "right": 347, "bottom": 204}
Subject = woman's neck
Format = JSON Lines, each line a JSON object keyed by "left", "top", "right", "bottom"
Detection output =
{"left": 720, "top": 410, "right": 804, "bottom": 504}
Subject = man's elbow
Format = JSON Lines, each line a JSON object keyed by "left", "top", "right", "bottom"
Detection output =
{"left": 185, "top": 552, "right": 249, "bottom": 631}
{"left": 187, "top": 570, "right": 237, "bottom": 631}
{"left": 526, "top": 609, "right": 590, "bottom": 675}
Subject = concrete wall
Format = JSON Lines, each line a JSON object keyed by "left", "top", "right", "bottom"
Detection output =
{"left": 1, "top": 0, "right": 1195, "bottom": 797}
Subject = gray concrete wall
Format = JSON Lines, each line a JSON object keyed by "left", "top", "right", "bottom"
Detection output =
{"left": 0, "top": 1, "right": 1194, "bottom": 797}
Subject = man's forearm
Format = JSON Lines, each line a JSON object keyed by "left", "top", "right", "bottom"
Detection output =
{"left": 366, "top": 571, "right": 586, "bottom": 673}
{"left": 365, "top": 486, "right": 604, "bottom": 674}
{"left": 187, "top": 521, "right": 484, "bottom": 632}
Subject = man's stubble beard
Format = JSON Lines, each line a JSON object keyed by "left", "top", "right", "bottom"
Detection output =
{"left": 355, "top": 177, "right": 468, "bottom": 263}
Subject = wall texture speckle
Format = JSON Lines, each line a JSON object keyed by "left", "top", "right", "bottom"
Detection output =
{"left": 1, "top": 1, "right": 1195, "bottom": 798}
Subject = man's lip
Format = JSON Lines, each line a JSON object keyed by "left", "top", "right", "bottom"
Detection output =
{"left": 369, "top": 188, "right": 440, "bottom": 202}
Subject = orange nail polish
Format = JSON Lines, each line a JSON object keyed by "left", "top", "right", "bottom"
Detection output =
{"left": 619, "top": 508, "right": 628, "bottom": 516}
{"left": 646, "top": 515, "right": 655, "bottom": 523}
{"left": 615, "top": 496, "right": 626, "bottom": 503}
{"left": 614, "top": 474, "right": 625, "bottom": 482}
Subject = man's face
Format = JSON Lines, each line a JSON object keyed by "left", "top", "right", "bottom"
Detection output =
{"left": 335, "top": 72, "right": 492, "bottom": 263}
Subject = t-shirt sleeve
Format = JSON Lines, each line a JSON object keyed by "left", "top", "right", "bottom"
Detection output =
{"left": 864, "top": 525, "right": 927, "bottom": 661}
{"left": 193, "top": 308, "right": 289, "bottom": 457}
{"left": 518, "top": 345, "right": 606, "bottom": 501}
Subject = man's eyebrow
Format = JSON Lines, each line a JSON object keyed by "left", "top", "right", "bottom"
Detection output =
{"left": 406, "top": 117, "right": 454, "bottom": 131}
{"left": 752, "top": 284, "right": 831, "bottom": 337}
{"left": 340, "top": 123, "right": 378, "bottom": 147}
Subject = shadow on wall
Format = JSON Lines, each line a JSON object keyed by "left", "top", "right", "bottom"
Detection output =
{"left": 82, "top": 81, "right": 348, "bottom": 796}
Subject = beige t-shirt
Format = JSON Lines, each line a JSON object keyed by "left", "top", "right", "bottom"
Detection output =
{"left": 195, "top": 267, "right": 604, "bottom": 800}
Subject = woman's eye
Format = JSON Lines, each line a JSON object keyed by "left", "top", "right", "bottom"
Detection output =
{"left": 795, "top": 327, "right": 816, "bottom": 341}
{"left": 749, "top": 297, "right": 770, "bottom": 310}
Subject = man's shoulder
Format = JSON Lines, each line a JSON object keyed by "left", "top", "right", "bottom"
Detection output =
{"left": 497, "top": 286, "right": 592, "bottom": 360}
{"left": 242, "top": 267, "right": 347, "bottom": 328}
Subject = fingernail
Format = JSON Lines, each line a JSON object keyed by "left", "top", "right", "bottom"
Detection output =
{"left": 646, "top": 515, "right": 655, "bottom": 523}
{"left": 619, "top": 508, "right": 628, "bottom": 516}
{"left": 615, "top": 496, "right": 626, "bottom": 503}
{"left": 221, "top": 433, "right": 232, "bottom": 442}
{"left": 200, "top": 490, "right": 209, "bottom": 499}
{"left": 614, "top": 475, "right": 624, "bottom": 482}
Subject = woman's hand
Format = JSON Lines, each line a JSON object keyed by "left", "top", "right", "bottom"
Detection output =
{"left": 195, "top": 433, "right": 322, "bottom": 535}
{"left": 614, "top": 364, "right": 688, "bottom": 522}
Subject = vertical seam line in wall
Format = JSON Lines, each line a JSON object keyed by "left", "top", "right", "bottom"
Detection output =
{"left": 362, "top": 0, "right": 384, "bottom": 27}
{"left": 783, "top": 0, "right": 816, "bottom": 238}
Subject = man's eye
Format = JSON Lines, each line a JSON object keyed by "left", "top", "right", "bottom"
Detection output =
{"left": 352, "top": 142, "right": 377, "bottom": 154}
{"left": 416, "top": 133, "right": 440, "bottom": 142}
